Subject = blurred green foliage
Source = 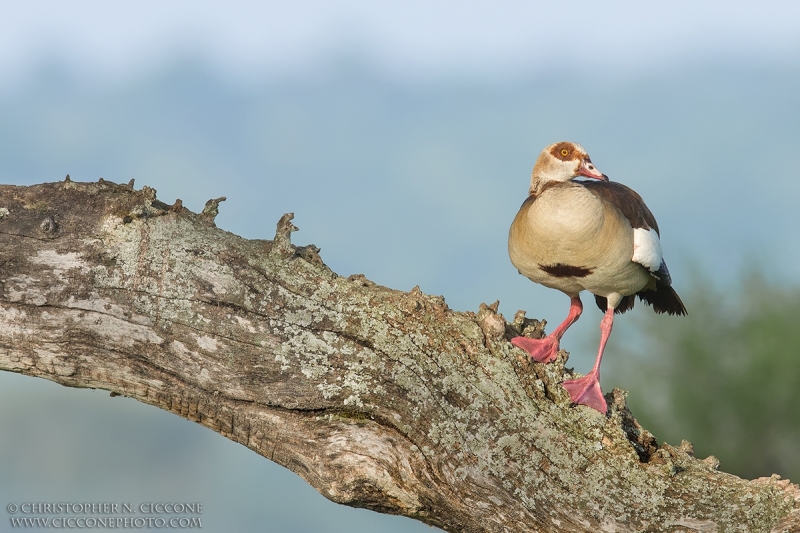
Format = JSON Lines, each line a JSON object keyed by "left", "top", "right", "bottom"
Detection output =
{"left": 614, "top": 268, "right": 800, "bottom": 481}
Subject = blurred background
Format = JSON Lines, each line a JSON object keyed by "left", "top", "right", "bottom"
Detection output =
{"left": 1, "top": 1, "right": 800, "bottom": 531}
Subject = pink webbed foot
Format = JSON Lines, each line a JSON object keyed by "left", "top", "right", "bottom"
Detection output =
{"left": 561, "top": 370, "right": 607, "bottom": 414}
{"left": 511, "top": 335, "right": 560, "bottom": 363}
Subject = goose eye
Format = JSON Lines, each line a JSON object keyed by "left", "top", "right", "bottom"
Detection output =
{"left": 560, "top": 148, "right": 569, "bottom": 156}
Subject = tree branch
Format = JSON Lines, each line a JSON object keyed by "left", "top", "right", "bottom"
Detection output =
{"left": 1, "top": 180, "right": 798, "bottom": 532}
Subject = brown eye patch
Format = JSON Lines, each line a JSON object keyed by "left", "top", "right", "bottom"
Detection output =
{"left": 550, "top": 142, "right": 578, "bottom": 161}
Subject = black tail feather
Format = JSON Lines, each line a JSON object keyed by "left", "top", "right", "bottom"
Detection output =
{"left": 637, "top": 283, "right": 687, "bottom": 316}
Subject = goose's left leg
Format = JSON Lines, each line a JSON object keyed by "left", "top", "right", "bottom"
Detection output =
{"left": 561, "top": 304, "right": 614, "bottom": 414}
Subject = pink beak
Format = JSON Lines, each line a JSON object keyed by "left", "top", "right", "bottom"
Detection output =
{"left": 577, "top": 159, "right": 608, "bottom": 181}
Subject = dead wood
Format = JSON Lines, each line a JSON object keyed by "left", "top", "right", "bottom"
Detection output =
{"left": 0, "top": 179, "right": 798, "bottom": 533}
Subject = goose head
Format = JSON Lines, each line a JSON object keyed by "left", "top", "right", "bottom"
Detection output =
{"left": 529, "top": 141, "right": 607, "bottom": 195}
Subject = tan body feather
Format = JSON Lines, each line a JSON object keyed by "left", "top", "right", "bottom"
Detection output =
{"left": 509, "top": 181, "right": 652, "bottom": 309}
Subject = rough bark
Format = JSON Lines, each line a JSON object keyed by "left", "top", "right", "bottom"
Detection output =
{"left": 0, "top": 179, "right": 798, "bottom": 533}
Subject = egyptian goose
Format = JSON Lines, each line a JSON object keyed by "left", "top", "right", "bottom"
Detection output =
{"left": 508, "top": 141, "right": 686, "bottom": 414}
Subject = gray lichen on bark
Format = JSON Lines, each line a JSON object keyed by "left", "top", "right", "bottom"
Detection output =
{"left": 1, "top": 179, "right": 799, "bottom": 533}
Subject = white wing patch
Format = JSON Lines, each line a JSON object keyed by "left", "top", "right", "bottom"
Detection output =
{"left": 632, "top": 227, "right": 663, "bottom": 272}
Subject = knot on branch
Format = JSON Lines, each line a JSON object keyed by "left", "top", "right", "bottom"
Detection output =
{"left": 140, "top": 186, "right": 157, "bottom": 201}
{"left": 348, "top": 273, "right": 376, "bottom": 287}
{"left": 295, "top": 244, "right": 323, "bottom": 266}
{"left": 270, "top": 213, "right": 298, "bottom": 258}
{"left": 201, "top": 197, "right": 227, "bottom": 225}
{"left": 118, "top": 185, "right": 183, "bottom": 223}
{"left": 122, "top": 199, "right": 165, "bottom": 224}
{"left": 609, "top": 388, "right": 659, "bottom": 461}
{"left": 477, "top": 301, "right": 505, "bottom": 340}
{"left": 703, "top": 455, "right": 721, "bottom": 471}
{"left": 39, "top": 215, "right": 58, "bottom": 235}
{"left": 507, "top": 309, "right": 545, "bottom": 340}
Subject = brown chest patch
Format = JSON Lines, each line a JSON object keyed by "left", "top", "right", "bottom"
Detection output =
{"left": 539, "top": 263, "right": 594, "bottom": 278}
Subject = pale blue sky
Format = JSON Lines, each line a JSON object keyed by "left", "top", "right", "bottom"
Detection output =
{"left": 2, "top": 1, "right": 800, "bottom": 86}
